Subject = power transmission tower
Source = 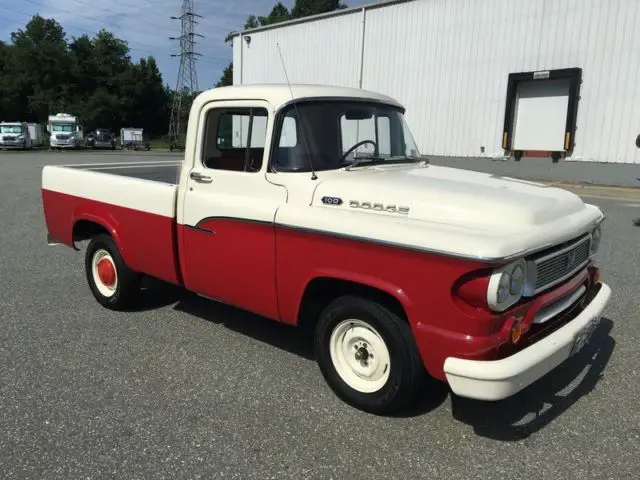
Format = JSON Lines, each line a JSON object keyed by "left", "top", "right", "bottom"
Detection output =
{"left": 168, "top": 0, "right": 203, "bottom": 151}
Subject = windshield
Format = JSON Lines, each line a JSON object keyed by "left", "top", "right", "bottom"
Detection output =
{"left": 0, "top": 125, "right": 22, "bottom": 134}
{"left": 271, "top": 100, "right": 421, "bottom": 172}
{"left": 52, "top": 123, "right": 75, "bottom": 132}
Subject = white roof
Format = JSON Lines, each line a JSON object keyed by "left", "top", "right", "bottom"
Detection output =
{"left": 193, "top": 83, "right": 404, "bottom": 111}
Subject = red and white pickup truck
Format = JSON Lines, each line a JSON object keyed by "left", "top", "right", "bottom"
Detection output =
{"left": 42, "top": 84, "right": 611, "bottom": 414}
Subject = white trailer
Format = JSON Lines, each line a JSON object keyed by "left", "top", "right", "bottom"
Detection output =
{"left": 48, "top": 113, "right": 84, "bottom": 149}
{"left": 120, "top": 127, "right": 149, "bottom": 150}
{"left": 27, "top": 123, "right": 45, "bottom": 147}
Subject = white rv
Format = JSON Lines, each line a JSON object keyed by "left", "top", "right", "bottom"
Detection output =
{"left": 48, "top": 113, "right": 84, "bottom": 149}
{"left": 0, "top": 121, "right": 33, "bottom": 149}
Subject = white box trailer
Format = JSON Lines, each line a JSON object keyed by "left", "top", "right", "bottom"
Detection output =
{"left": 121, "top": 127, "right": 142, "bottom": 147}
{"left": 27, "top": 123, "right": 45, "bottom": 147}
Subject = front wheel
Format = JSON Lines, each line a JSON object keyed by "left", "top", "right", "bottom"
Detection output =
{"left": 85, "top": 234, "right": 141, "bottom": 310}
{"left": 314, "top": 295, "right": 425, "bottom": 415}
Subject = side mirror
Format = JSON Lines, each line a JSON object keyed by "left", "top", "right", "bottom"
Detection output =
{"left": 636, "top": 134, "right": 640, "bottom": 149}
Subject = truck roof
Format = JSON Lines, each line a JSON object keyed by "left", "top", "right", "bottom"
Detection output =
{"left": 198, "top": 83, "right": 404, "bottom": 111}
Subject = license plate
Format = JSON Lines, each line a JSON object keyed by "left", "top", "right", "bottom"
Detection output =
{"left": 570, "top": 316, "right": 601, "bottom": 356}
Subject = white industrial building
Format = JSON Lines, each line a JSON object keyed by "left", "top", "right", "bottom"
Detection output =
{"left": 231, "top": 0, "right": 640, "bottom": 164}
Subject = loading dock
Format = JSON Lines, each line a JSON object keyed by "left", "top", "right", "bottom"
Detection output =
{"left": 502, "top": 68, "right": 582, "bottom": 161}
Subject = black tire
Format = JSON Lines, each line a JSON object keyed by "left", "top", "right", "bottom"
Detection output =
{"left": 314, "top": 295, "right": 425, "bottom": 415}
{"left": 84, "top": 234, "right": 141, "bottom": 310}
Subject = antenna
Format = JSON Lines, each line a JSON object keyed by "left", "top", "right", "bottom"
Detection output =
{"left": 275, "top": 42, "right": 317, "bottom": 180}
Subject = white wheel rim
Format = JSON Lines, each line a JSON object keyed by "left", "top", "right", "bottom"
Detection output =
{"left": 329, "top": 319, "right": 391, "bottom": 393}
{"left": 91, "top": 248, "right": 118, "bottom": 297}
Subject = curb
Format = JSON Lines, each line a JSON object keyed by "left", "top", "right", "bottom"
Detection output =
{"left": 543, "top": 181, "right": 640, "bottom": 201}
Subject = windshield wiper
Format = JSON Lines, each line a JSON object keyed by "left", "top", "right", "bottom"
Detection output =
{"left": 343, "top": 156, "right": 427, "bottom": 170}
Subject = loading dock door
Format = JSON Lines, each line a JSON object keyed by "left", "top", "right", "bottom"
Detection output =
{"left": 512, "top": 78, "right": 570, "bottom": 152}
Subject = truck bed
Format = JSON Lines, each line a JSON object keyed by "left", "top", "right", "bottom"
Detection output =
{"left": 65, "top": 160, "right": 182, "bottom": 184}
{"left": 42, "top": 161, "right": 184, "bottom": 286}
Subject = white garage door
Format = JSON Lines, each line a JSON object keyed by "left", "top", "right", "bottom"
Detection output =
{"left": 512, "top": 79, "right": 570, "bottom": 152}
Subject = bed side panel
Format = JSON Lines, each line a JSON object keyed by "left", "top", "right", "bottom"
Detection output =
{"left": 42, "top": 166, "right": 182, "bottom": 285}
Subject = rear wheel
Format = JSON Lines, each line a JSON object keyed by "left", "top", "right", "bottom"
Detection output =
{"left": 85, "top": 234, "right": 141, "bottom": 310}
{"left": 314, "top": 295, "right": 424, "bottom": 415}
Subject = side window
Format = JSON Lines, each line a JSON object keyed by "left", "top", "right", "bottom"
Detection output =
{"left": 204, "top": 106, "right": 268, "bottom": 172}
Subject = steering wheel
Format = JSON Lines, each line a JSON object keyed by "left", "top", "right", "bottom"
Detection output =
{"left": 338, "top": 139, "right": 378, "bottom": 164}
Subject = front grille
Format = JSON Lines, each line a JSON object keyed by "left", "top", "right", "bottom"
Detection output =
{"left": 57, "top": 134, "right": 70, "bottom": 140}
{"left": 529, "top": 234, "right": 591, "bottom": 294}
{"left": 2, "top": 136, "right": 16, "bottom": 141}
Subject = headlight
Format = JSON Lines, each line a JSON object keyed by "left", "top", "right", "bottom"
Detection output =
{"left": 510, "top": 264, "right": 525, "bottom": 295}
{"left": 497, "top": 272, "right": 511, "bottom": 303}
{"left": 590, "top": 223, "right": 602, "bottom": 254}
{"left": 487, "top": 258, "right": 527, "bottom": 312}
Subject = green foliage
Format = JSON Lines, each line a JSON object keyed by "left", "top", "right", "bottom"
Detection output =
{"left": 0, "top": 15, "right": 171, "bottom": 137}
{"left": 215, "top": 0, "right": 348, "bottom": 88}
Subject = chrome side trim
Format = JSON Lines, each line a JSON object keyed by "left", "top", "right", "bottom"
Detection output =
{"left": 276, "top": 222, "right": 522, "bottom": 264}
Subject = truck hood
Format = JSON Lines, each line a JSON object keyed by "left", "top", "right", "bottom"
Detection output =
{"left": 311, "top": 163, "right": 587, "bottom": 232}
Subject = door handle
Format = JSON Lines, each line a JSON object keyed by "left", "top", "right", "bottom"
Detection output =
{"left": 190, "top": 171, "right": 212, "bottom": 183}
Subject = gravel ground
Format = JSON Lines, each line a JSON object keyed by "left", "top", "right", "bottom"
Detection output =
{"left": 1, "top": 151, "right": 639, "bottom": 480}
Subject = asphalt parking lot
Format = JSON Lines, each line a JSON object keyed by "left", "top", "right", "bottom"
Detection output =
{"left": 1, "top": 150, "right": 639, "bottom": 479}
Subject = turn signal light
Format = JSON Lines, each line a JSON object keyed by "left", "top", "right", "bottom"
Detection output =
{"left": 510, "top": 317, "right": 524, "bottom": 344}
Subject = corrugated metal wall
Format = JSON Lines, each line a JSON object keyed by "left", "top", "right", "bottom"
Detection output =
{"left": 233, "top": 0, "right": 640, "bottom": 164}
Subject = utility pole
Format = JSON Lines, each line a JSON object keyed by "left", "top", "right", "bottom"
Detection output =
{"left": 168, "top": 0, "right": 203, "bottom": 151}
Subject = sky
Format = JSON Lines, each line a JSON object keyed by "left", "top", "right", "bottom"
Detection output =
{"left": 0, "top": 0, "right": 370, "bottom": 89}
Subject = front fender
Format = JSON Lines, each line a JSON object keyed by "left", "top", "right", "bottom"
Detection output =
{"left": 292, "top": 267, "right": 414, "bottom": 326}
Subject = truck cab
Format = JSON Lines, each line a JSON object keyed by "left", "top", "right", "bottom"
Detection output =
{"left": 41, "top": 84, "right": 611, "bottom": 415}
{"left": 48, "top": 113, "right": 84, "bottom": 150}
{"left": 0, "top": 121, "right": 32, "bottom": 149}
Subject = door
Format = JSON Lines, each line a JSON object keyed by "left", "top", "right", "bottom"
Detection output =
{"left": 179, "top": 99, "right": 287, "bottom": 320}
{"left": 512, "top": 79, "right": 570, "bottom": 152}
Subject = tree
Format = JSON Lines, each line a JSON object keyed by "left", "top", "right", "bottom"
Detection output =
{"left": 0, "top": 14, "right": 171, "bottom": 137}
{"left": 215, "top": 63, "right": 233, "bottom": 88}
{"left": 215, "top": 1, "right": 348, "bottom": 87}
{"left": 290, "top": 0, "right": 348, "bottom": 19}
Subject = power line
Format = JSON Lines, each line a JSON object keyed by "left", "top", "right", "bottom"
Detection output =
{"left": 168, "top": 0, "right": 203, "bottom": 150}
